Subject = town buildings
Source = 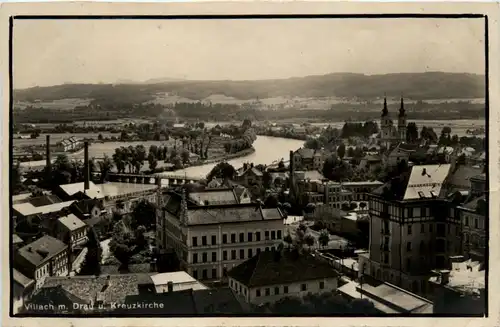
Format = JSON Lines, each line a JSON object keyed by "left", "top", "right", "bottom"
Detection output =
{"left": 228, "top": 250, "right": 339, "bottom": 305}
{"left": 14, "top": 235, "right": 69, "bottom": 289}
{"left": 292, "top": 148, "right": 327, "bottom": 171}
{"left": 158, "top": 189, "right": 285, "bottom": 281}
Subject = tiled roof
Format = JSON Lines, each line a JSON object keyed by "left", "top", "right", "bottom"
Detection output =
{"left": 13, "top": 268, "right": 34, "bottom": 288}
{"left": 42, "top": 274, "right": 143, "bottom": 304}
{"left": 188, "top": 189, "right": 239, "bottom": 205}
{"left": 294, "top": 148, "right": 315, "bottom": 159}
{"left": 13, "top": 200, "right": 75, "bottom": 217}
{"left": 26, "top": 285, "right": 89, "bottom": 311}
{"left": 100, "top": 264, "right": 153, "bottom": 275}
{"left": 228, "top": 250, "right": 339, "bottom": 288}
{"left": 58, "top": 214, "right": 87, "bottom": 232}
{"left": 239, "top": 167, "right": 263, "bottom": 177}
{"left": 17, "top": 235, "right": 67, "bottom": 267}
{"left": 261, "top": 207, "right": 285, "bottom": 221}
{"left": 70, "top": 198, "right": 104, "bottom": 216}
{"left": 403, "top": 164, "right": 451, "bottom": 200}
{"left": 186, "top": 204, "right": 282, "bottom": 226}
{"left": 446, "top": 166, "right": 483, "bottom": 191}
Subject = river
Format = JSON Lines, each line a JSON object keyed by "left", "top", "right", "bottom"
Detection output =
{"left": 158, "top": 135, "right": 304, "bottom": 179}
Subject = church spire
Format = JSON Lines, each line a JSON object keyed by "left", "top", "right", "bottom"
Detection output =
{"left": 399, "top": 97, "right": 405, "bottom": 117}
{"left": 382, "top": 96, "right": 388, "bottom": 117}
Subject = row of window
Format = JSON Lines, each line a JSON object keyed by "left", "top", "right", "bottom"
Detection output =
{"left": 255, "top": 281, "right": 324, "bottom": 297}
{"left": 192, "top": 246, "right": 277, "bottom": 263}
{"left": 382, "top": 222, "right": 459, "bottom": 236}
{"left": 191, "top": 230, "right": 283, "bottom": 247}
{"left": 464, "top": 216, "right": 482, "bottom": 229}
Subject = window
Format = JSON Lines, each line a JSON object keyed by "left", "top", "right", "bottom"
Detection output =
{"left": 408, "top": 208, "right": 413, "bottom": 218}
{"left": 223, "top": 251, "right": 228, "bottom": 261}
{"left": 192, "top": 237, "right": 198, "bottom": 247}
{"left": 223, "top": 234, "right": 228, "bottom": 244}
{"left": 265, "top": 231, "right": 270, "bottom": 240}
{"left": 192, "top": 253, "right": 198, "bottom": 264}
{"left": 271, "top": 231, "right": 276, "bottom": 240}
{"left": 406, "top": 258, "right": 411, "bottom": 270}
{"left": 274, "top": 287, "right": 280, "bottom": 295}
{"left": 277, "top": 230, "right": 282, "bottom": 239}
{"left": 475, "top": 219, "right": 479, "bottom": 229}
{"left": 239, "top": 249, "right": 245, "bottom": 259}
{"left": 407, "top": 224, "right": 412, "bottom": 235}
{"left": 248, "top": 232, "right": 253, "bottom": 242}
{"left": 420, "top": 224, "right": 424, "bottom": 233}
{"left": 383, "top": 253, "right": 389, "bottom": 264}
{"left": 231, "top": 233, "right": 236, "bottom": 243}
{"left": 407, "top": 242, "right": 412, "bottom": 252}
{"left": 193, "top": 269, "right": 198, "bottom": 279}
{"left": 429, "top": 224, "right": 433, "bottom": 233}
{"left": 202, "top": 236, "right": 207, "bottom": 246}
{"left": 248, "top": 249, "right": 253, "bottom": 258}
{"left": 211, "top": 268, "right": 217, "bottom": 279}
{"left": 301, "top": 284, "right": 307, "bottom": 291}
{"left": 256, "top": 232, "right": 261, "bottom": 241}
{"left": 256, "top": 248, "right": 261, "bottom": 254}
{"left": 319, "top": 281, "right": 325, "bottom": 289}
{"left": 465, "top": 217, "right": 469, "bottom": 226}
{"left": 202, "top": 252, "right": 207, "bottom": 263}
{"left": 231, "top": 250, "right": 236, "bottom": 260}
{"left": 239, "top": 233, "right": 244, "bottom": 243}
{"left": 211, "top": 235, "right": 217, "bottom": 245}
{"left": 284, "top": 286, "right": 289, "bottom": 294}
{"left": 202, "top": 269, "right": 207, "bottom": 279}
{"left": 265, "top": 288, "right": 270, "bottom": 296}
{"left": 420, "top": 241, "right": 425, "bottom": 253}
{"left": 265, "top": 247, "right": 270, "bottom": 251}
{"left": 256, "top": 289, "right": 261, "bottom": 297}
{"left": 212, "top": 252, "right": 217, "bottom": 262}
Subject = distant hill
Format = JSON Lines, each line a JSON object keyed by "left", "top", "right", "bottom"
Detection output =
{"left": 14, "top": 72, "right": 485, "bottom": 104}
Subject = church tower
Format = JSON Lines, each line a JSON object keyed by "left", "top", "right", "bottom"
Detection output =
{"left": 380, "top": 96, "right": 392, "bottom": 147}
{"left": 398, "top": 97, "right": 407, "bottom": 142}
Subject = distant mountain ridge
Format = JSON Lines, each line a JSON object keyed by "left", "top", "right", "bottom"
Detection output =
{"left": 14, "top": 72, "right": 485, "bottom": 103}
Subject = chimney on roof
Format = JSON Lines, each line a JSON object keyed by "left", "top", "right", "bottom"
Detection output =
{"left": 167, "top": 281, "right": 174, "bottom": 292}
{"left": 84, "top": 141, "right": 90, "bottom": 192}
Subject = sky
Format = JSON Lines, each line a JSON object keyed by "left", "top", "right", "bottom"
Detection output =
{"left": 13, "top": 18, "right": 485, "bottom": 89}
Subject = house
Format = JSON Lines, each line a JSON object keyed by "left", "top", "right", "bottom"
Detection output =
{"left": 365, "top": 164, "right": 463, "bottom": 296}
{"left": 444, "top": 165, "right": 484, "bottom": 194}
{"left": 382, "top": 144, "right": 412, "bottom": 168}
{"left": 14, "top": 235, "right": 69, "bottom": 289}
{"left": 12, "top": 268, "right": 35, "bottom": 314}
{"left": 13, "top": 234, "right": 25, "bottom": 250}
{"left": 69, "top": 198, "right": 107, "bottom": 221}
{"left": 158, "top": 190, "right": 285, "bottom": 281}
{"left": 236, "top": 165, "right": 264, "bottom": 187}
{"left": 341, "top": 181, "right": 384, "bottom": 201}
{"left": 227, "top": 250, "right": 339, "bottom": 305}
{"left": 13, "top": 200, "right": 76, "bottom": 226}
{"left": 150, "top": 271, "right": 208, "bottom": 293}
{"left": 269, "top": 172, "right": 289, "bottom": 188}
{"left": 56, "top": 214, "right": 89, "bottom": 249}
{"left": 292, "top": 148, "right": 326, "bottom": 171}
{"left": 188, "top": 188, "right": 241, "bottom": 206}
{"left": 458, "top": 195, "right": 486, "bottom": 261}
{"left": 358, "top": 155, "right": 383, "bottom": 173}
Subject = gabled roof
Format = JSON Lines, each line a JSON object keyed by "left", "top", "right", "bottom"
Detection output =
{"left": 185, "top": 204, "right": 283, "bottom": 226}
{"left": 13, "top": 200, "right": 76, "bottom": 217}
{"left": 228, "top": 250, "right": 339, "bottom": 288}
{"left": 294, "top": 148, "right": 315, "bottom": 159}
{"left": 70, "top": 198, "right": 104, "bottom": 216}
{"left": 403, "top": 164, "right": 451, "bottom": 200}
{"left": 239, "top": 167, "right": 263, "bottom": 177}
{"left": 58, "top": 214, "right": 87, "bottom": 232}
{"left": 17, "top": 235, "right": 67, "bottom": 267}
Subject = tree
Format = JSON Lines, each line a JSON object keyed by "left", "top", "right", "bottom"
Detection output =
{"left": 406, "top": 122, "right": 419, "bottom": 143}
{"left": 206, "top": 162, "right": 236, "bottom": 181}
{"left": 318, "top": 229, "right": 330, "bottom": 248}
{"left": 304, "top": 138, "right": 321, "bottom": 150}
{"left": 12, "top": 162, "right": 25, "bottom": 195}
{"left": 337, "top": 143, "right": 346, "bottom": 159}
{"left": 263, "top": 171, "right": 273, "bottom": 189}
{"left": 79, "top": 227, "right": 102, "bottom": 276}
{"left": 242, "top": 119, "right": 252, "bottom": 130}
{"left": 347, "top": 147, "right": 355, "bottom": 157}
{"left": 131, "top": 200, "right": 157, "bottom": 230}
{"left": 181, "top": 150, "right": 190, "bottom": 164}
{"left": 98, "top": 155, "right": 113, "bottom": 182}
{"left": 304, "top": 235, "right": 315, "bottom": 249}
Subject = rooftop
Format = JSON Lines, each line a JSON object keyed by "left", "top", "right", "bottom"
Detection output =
{"left": 342, "top": 181, "right": 384, "bottom": 186}
{"left": 151, "top": 271, "right": 208, "bottom": 293}
{"left": 59, "top": 181, "right": 158, "bottom": 199}
{"left": 403, "top": 164, "right": 451, "bottom": 200}
{"left": 228, "top": 250, "right": 339, "bottom": 288}
{"left": 58, "top": 214, "right": 87, "bottom": 232}
{"left": 429, "top": 259, "right": 485, "bottom": 296}
{"left": 186, "top": 205, "right": 284, "bottom": 226}
{"left": 446, "top": 165, "right": 483, "bottom": 191}
{"left": 17, "top": 235, "right": 67, "bottom": 267}
{"left": 13, "top": 234, "right": 24, "bottom": 244}
{"left": 13, "top": 268, "right": 34, "bottom": 288}
{"left": 188, "top": 188, "right": 239, "bottom": 206}
{"left": 13, "top": 200, "right": 76, "bottom": 217}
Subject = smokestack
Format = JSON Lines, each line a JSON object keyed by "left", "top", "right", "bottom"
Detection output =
{"left": 289, "top": 150, "right": 294, "bottom": 194}
{"left": 84, "top": 141, "right": 90, "bottom": 192}
{"left": 46, "top": 135, "right": 51, "bottom": 174}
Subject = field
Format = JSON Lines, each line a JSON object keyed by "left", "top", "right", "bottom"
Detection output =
{"left": 14, "top": 98, "right": 93, "bottom": 110}
{"left": 13, "top": 133, "right": 121, "bottom": 147}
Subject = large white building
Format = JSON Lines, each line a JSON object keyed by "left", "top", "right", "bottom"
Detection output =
{"left": 158, "top": 189, "right": 285, "bottom": 281}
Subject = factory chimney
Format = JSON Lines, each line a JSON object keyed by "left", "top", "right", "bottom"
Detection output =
{"left": 84, "top": 141, "right": 90, "bottom": 192}
{"left": 45, "top": 135, "right": 51, "bottom": 181}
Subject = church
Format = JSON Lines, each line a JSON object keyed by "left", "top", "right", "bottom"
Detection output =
{"left": 379, "top": 97, "right": 407, "bottom": 148}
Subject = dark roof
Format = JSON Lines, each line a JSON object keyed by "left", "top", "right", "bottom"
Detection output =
{"left": 25, "top": 286, "right": 88, "bottom": 312}
{"left": 463, "top": 195, "right": 487, "bottom": 211}
{"left": 119, "top": 288, "right": 246, "bottom": 315}
{"left": 42, "top": 274, "right": 143, "bottom": 304}
{"left": 100, "top": 263, "right": 153, "bottom": 275}
{"left": 17, "top": 235, "right": 67, "bottom": 267}
{"left": 446, "top": 166, "right": 483, "bottom": 191}
{"left": 228, "top": 250, "right": 339, "bottom": 288}
{"left": 13, "top": 268, "right": 34, "bottom": 288}
{"left": 471, "top": 173, "right": 486, "bottom": 182}
{"left": 70, "top": 198, "right": 104, "bottom": 217}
